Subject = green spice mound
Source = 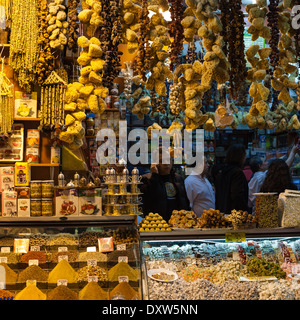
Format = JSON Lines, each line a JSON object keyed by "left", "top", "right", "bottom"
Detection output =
{"left": 246, "top": 257, "right": 286, "bottom": 279}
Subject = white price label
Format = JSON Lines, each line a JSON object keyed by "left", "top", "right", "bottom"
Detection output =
{"left": 118, "top": 276, "right": 129, "bottom": 283}
{"left": 0, "top": 257, "right": 7, "bottom": 263}
{"left": 87, "top": 246, "right": 97, "bottom": 252}
{"left": 87, "top": 259, "right": 97, "bottom": 266}
{"left": 118, "top": 256, "right": 128, "bottom": 263}
{"left": 28, "top": 259, "right": 39, "bottom": 266}
{"left": 30, "top": 246, "right": 40, "bottom": 251}
{"left": 88, "top": 276, "right": 98, "bottom": 282}
{"left": 57, "top": 279, "right": 68, "bottom": 286}
{"left": 26, "top": 280, "right": 36, "bottom": 286}
{"left": 117, "top": 244, "right": 126, "bottom": 251}
{"left": 1, "top": 247, "right": 10, "bottom": 253}
{"left": 58, "top": 247, "right": 68, "bottom": 252}
{"left": 58, "top": 255, "right": 68, "bottom": 262}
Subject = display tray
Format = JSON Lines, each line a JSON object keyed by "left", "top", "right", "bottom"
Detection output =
{"left": 139, "top": 227, "right": 300, "bottom": 240}
{"left": 147, "top": 268, "right": 178, "bottom": 283}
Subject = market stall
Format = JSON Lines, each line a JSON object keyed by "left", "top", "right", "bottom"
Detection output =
{"left": 0, "top": 0, "right": 299, "bottom": 301}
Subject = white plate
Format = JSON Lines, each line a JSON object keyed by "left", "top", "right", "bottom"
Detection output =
{"left": 147, "top": 268, "right": 178, "bottom": 282}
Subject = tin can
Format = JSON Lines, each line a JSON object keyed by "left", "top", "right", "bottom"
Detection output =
{"left": 30, "top": 199, "right": 42, "bottom": 216}
{"left": 42, "top": 180, "right": 54, "bottom": 198}
{"left": 30, "top": 181, "right": 42, "bottom": 198}
{"left": 42, "top": 198, "right": 53, "bottom": 216}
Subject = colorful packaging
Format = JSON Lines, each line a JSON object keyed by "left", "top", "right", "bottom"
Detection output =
{"left": 16, "top": 187, "right": 30, "bottom": 199}
{"left": 25, "top": 147, "right": 40, "bottom": 163}
{"left": 15, "top": 162, "right": 31, "bottom": 186}
{"left": 78, "top": 188, "right": 102, "bottom": 216}
{"left": 17, "top": 198, "right": 30, "bottom": 217}
{"left": 98, "top": 237, "right": 114, "bottom": 253}
{"left": 0, "top": 167, "right": 14, "bottom": 191}
{"left": 2, "top": 191, "right": 17, "bottom": 217}
{"left": 55, "top": 188, "right": 79, "bottom": 216}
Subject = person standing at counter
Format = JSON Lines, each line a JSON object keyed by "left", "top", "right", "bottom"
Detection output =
{"left": 211, "top": 144, "right": 249, "bottom": 214}
{"left": 260, "top": 158, "right": 298, "bottom": 194}
{"left": 140, "top": 147, "right": 190, "bottom": 221}
{"left": 184, "top": 157, "right": 215, "bottom": 217}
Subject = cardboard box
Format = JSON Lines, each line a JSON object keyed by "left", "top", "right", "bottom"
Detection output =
{"left": 17, "top": 198, "right": 30, "bottom": 217}
{"left": 0, "top": 167, "right": 14, "bottom": 191}
{"left": 55, "top": 188, "right": 79, "bottom": 216}
{"left": 2, "top": 191, "right": 17, "bottom": 217}
{"left": 78, "top": 188, "right": 102, "bottom": 216}
{"left": 15, "top": 162, "right": 31, "bottom": 186}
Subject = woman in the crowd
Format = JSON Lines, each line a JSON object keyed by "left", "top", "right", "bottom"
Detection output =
{"left": 211, "top": 144, "right": 249, "bottom": 214}
{"left": 260, "top": 159, "right": 298, "bottom": 194}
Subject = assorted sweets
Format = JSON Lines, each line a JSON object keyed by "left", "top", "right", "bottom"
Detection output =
{"left": 138, "top": 213, "right": 172, "bottom": 231}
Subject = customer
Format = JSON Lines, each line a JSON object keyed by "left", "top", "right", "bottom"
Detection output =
{"left": 243, "top": 158, "right": 253, "bottom": 183}
{"left": 248, "top": 143, "right": 299, "bottom": 212}
{"left": 184, "top": 157, "right": 215, "bottom": 218}
{"left": 140, "top": 147, "right": 190, "bottom": 221}
{"left": 260, "top": 159, "right": 298, "bottom": 194}
{"left": 248, "top": 156, "right": 269, "bottom": 211}
{"left": 211, "top": 144, "right": 249, "bottom": 214}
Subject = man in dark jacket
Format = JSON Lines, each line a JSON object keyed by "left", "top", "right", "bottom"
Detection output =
{"left": 140, "top": 149, "right": 190, "bottom": 221}
{"left": 211, "top": 144, "right": 249, "bottom": 214}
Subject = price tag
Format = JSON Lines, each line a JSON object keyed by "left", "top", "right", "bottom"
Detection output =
{"left": 87, "top": 259, "right": 97, "bottom": 266}
{"left": 225, "top": 232, "right": 246, "bottom": 243}
{"left": 1, "top": 247, "right": 10, "bottom": 253}
{"left": 87, "top": 246, "right": 97, "bottom": 252}
{"left": 118, "top": 276, "right": 129, "bottom": 283}
{"left": 58, "top": 247, "right": 68, "bottom": 252}
{"left": 292, "top": 264, "right": 300, "bottom": 274}
{"left": 57, "top": 279, "right": 68, "bottom": 286}
{"left": 26, "top": 280, "right": 37, "bottom": 286}
{"left": 30, "top": 246, "right": 40, "bottom": 251}
{"left": 88, "top": 276, "right": 98, "bottom": 282}
{"left": 58, "top": 255, "right": 68, "bottom": 262}
{"left": 232, "top": 252, "right": 240, "bottom": 261}
{"left": 0, "top": 257, "right": 7, "bottom": 263}
{"left": 118, "top": 256, "right": 128, "bottom": 263}
{"left": 117, "top": 244, "right": 126, "bottom": 251}
{"left": 28, "top": 259, "right": 39, "bottom": 266}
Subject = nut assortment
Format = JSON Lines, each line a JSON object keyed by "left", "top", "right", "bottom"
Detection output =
{"left": 227, "top": 209, "right": 257, "bottom": 229}
{"left": 198, "top": 209, "right": 230, "bottom": 229}
{"left": 168, "top": 210, "right": 200, "bottom": 229}
{"left": 254, "top": 194, "right": 279, "bottom": 228}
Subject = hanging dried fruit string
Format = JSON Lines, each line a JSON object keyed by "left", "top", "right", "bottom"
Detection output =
{"left": 67, "top": 0, "right": 80, "bottom": 53}
{"left": 169, "top": 0, "right": 184, "bottom": 71}
{"left": 137, "top": 0, "right": 151, "bottom": 81}
{"left": 10, "top": 0, "right": 40, "bottom": 92}
{"left": 295, "top": 6, "right": 300, "bottom": 111}
{"left": 267, "top": 0, "right": 280, "bottom": 110}
{"left": 100, "top": 0, "right": 123, "bottom": 89}
{"left": 186, "top": 40, "right": 197, "bottom": 64}
{"left": 219, "top": 0, "right": 230, "bottom": 57}
{"left": 224, "top": 0, "right": 247, "bottom": 100}
{"left": 37, "top": 0, "right": 55, "bottom": 85}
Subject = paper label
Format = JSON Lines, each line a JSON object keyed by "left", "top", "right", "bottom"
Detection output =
{"left": 30, "top": 246, "right": 40, "bottom": 251}
{"left": 118, "top": 256, "right": 128, "bottom": 263}
{"left": 117, "top": 244, "right": 126, "bottom": 251}
{"left": 87, "top": 246, "right": 97, "bottom": 252}
{"left": 58, "top": 255, "right": 68, "bottom": 262}
{"left": 225, "top": 232, "right": 246, "bottom": 243}
{"left": 1, "top": 247, "right": 10, "bottom": 253}
{"left": 87, "top": 259, "right": 97, "bottom": 266}
{"left": 58, "top": 247, "right": 68, "bottom": 252}
{"left": 57, "top": 279, "right": 68, "bottom": 286}
{"left": 28, "top": 259, "right": 39, "bottom": 266}
{"left": 88, "top": 276, "right": 98, "bottom": 282}
{"left": 118, "top": 276, "right": 129, "bottom": 283}
{"left": 0, "top": 257, "right": 7, "bottom": 263}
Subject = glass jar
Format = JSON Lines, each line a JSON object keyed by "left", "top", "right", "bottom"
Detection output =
{"left": 42, "top": 198, "right": 53, "bottom": 216}
{"left": 42, "top": 180, "right": 54, "bottom": 198}
{"left": 30, "top": 181, "right": 42, "bottom": 198}
{"left": 30, "top": 199, "right": 42, "bottom": 216}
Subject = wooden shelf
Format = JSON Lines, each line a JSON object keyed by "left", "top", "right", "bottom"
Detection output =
{"left": 104, "top": 108, "right": 120, "bottom": 112}
{"left": 0, "top": 163, "right": 59, "bottom": 167}
{"left": 14, "top": 118, "right": 41, "bottom": 121}
{"left": 0, "top": 44, "right": 10, "bottom": 47}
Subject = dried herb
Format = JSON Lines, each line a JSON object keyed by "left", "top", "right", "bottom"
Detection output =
{"left": 18, "top": 265, "right": 48, "bottom": 282}
{"left": 47, "top": 285, "right": 77, "bottom": 300}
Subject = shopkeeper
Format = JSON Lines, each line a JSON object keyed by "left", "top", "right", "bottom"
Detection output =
{"left": 140, "top": 147, "right": 190, "bottom": 221}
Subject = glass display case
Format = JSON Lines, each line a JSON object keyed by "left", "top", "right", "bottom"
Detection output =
{"left": 0, "top": 216, "right": 142, "bottom": 300}
{"left": 140, "top": 228, "right": 300, "bottom": 300}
